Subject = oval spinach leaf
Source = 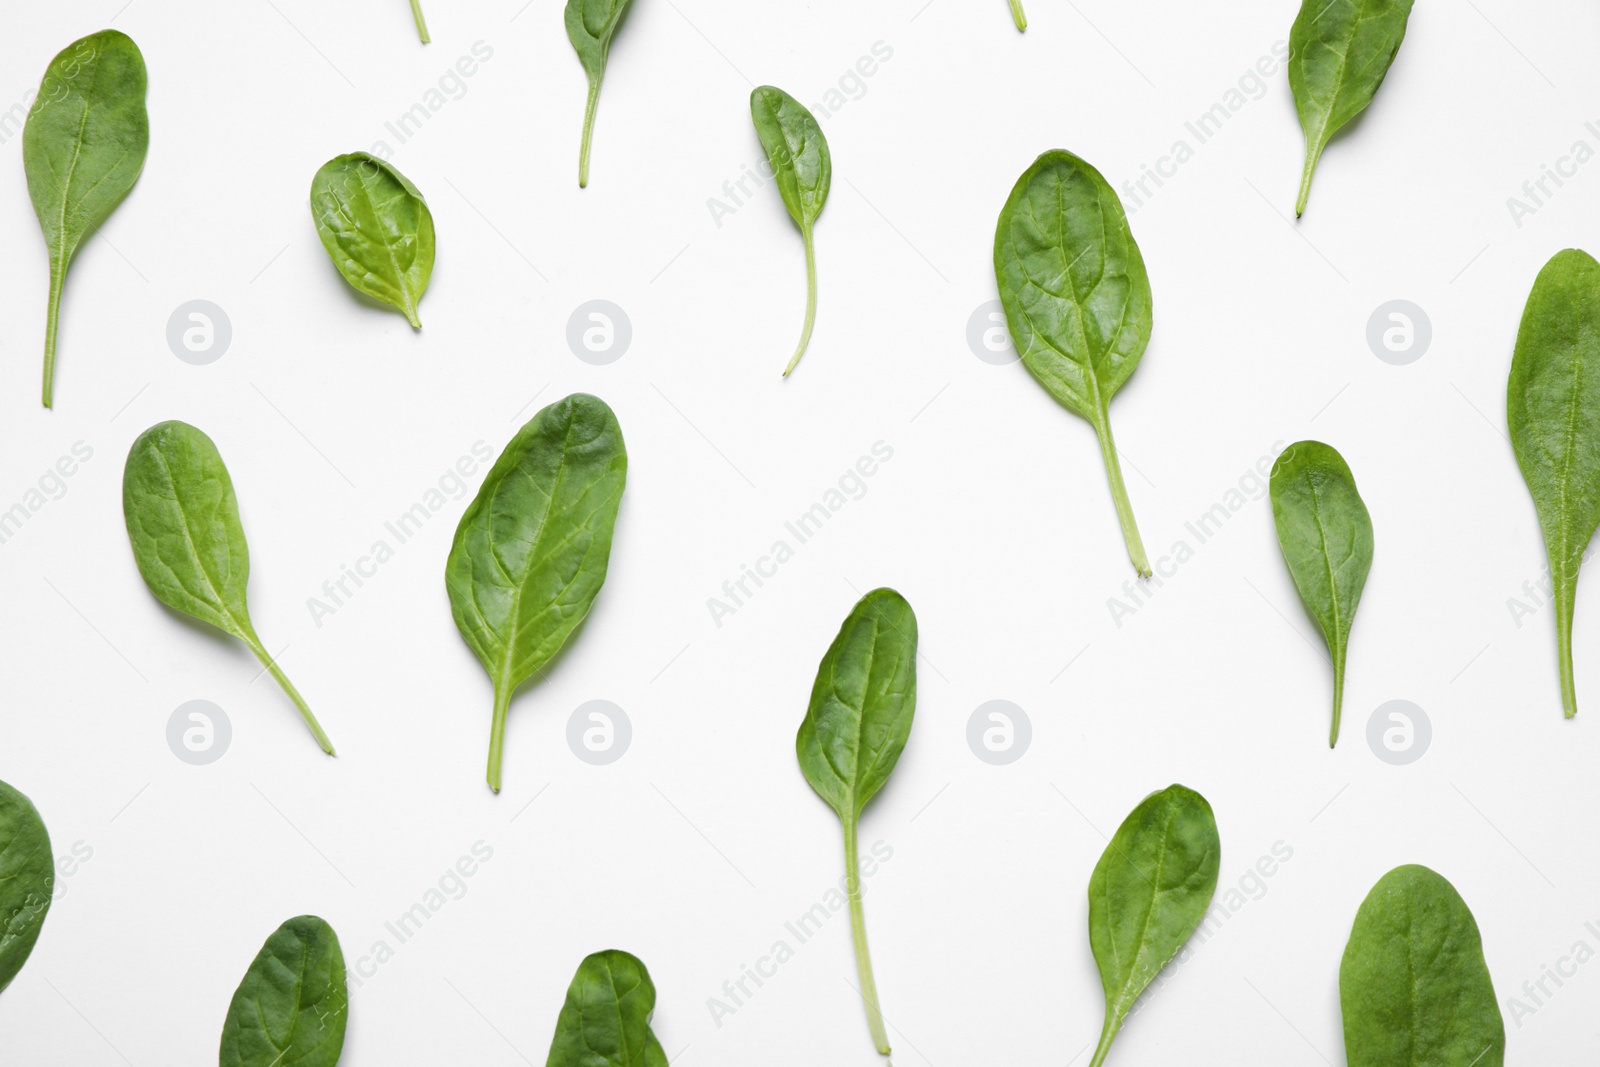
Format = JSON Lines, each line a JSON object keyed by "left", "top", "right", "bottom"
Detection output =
{"left": 1508, "top": 248, "right": 1600, "bottom": 720}
{"left": 410, "top": 0, "right": 430, "bottom": 42}
{"left": 1288, "top": 0, "right": 1414, "bottom": 217}
{"left": 1340, "top": 865, "right": 1504, "bottom": 1067}
{"left": 546, "top": 950, "right": 668, "bottom": 1067}
{"left": 123, "top": 421, "right": 336, "bottom": 755}
{"left": 446, "top": 393, "right": 628, "bottom": 793}
{"left": 1086, "top": 784, "right": 1219, "bottom": 1067}
{"left": 0, "top": 779, "right": 53, "bottom": 994}
{"left": 750, "top": 86, "right": 831, "bottom": 378}
{"left": 796, "top": 588, "right": 917, "bottom": 1058}
{"left": 220, "top": 915, "right": 348, "bottom": 1067}
{"left": 567, "top": 0, "right": 636, "bottom": 187}
{"left": 23, "top": 29, "right": 149, "bottom": 408}
{"left": 310, "top": 152, "right": 435, "bottom": 328}
{"left": 1269, "top": 440, "right": 1374, "bottom": 746}
{"left": 994, "top": 149, "right": 1154, "bottom": 578}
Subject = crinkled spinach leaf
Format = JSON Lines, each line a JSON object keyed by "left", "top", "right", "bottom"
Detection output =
{"left": 220, "top": 915, "right": 347, "bottom": 1067}
{"left": 0, "top": 779, "right": 53, "bottom": 994}
{"left": 310, "top": 152, "right": 435, "bottom": 328}
{"left": 545, "top": 950, "right": 668, "bottom": 1067}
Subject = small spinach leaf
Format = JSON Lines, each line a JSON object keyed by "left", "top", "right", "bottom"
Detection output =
{"left": 1087, "top": 784, "right": 1219, "bottom": 1067}
{"left": 796, "top": 588, "right": 917, "bottom": 1058}
{"left": 446, "top": 393, "right": 628, "bottom": 793}
{"left": 994, "top": 149, "right": 1154, "bottom": 577}
{"left": 0, "top": 779, "right": 53, "bottom": 994}
{"left": 122, "top": 421, "right": 336, "bottom": 755}
{"left": 1288, "top": 0, "right": 1414, "bottom": 216}
{"left": 1508, "top": 248, "right": 1600, "bottom": 719}
{"left": 567, "top": 0, "right": 636, "bottom": 187}
{"left": 545, "top": 950, "right": 668, "bottom": 1067}
{"left": 1269, "top": 440, "right": 1374, "bottom": 746}
{"left": 310, "top": 152, "right": 435, "bottom": 328}
{"left": 410, "top": 0, "right": 430, "bottom": 42}
{"left": 23, "top": 29, "right": 149, "bottom": 408}
{"left": 220, "top": 915, "right": 348, "bottom": 1067}
{"left": 750, "top": 85, "right": 831, "bottom": 377}
{"left": 1009, "top": 0, "right": 1027, "bottom": 30}
{"left": 1340, "top": 865, "right": 1504, "bottom": 1067}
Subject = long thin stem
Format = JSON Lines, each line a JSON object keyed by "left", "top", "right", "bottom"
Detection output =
{"left": 1092, "top": 407, "right": 1151, "bottom": 578}
{"left": 1295, "top": 140, "right": 1323, "bottom": 218}
{"left": 1330, "top": 647, "right": 1346, "bottom": 747}
{"left": 783, "top": 225, "right": 817, "bottom": 377}
{"left": 1086, "top": 1007, "right": 1121, "bottom": 1067}
{"left": 42, "top": 268, "right": 63, "bottom": 409}
{"left": 1557, "top": 590, "right": 1578, "bottom": 718}
{"left": 246, "top": 637, "right": 336, "bottom": 756}
{"left": 844, "top": 821, "right": 891, "bottom": 1056}
{"left": 486, "top": 683, "right": 512, "bottom": 792}
{"left": 578, "top": 75, "right": 603, "bottom": 188}
{"left": 409, "top": 0, "right": 430, "bottom": 42}
{"left": 1008, "top": 0, "right": 1027, "bottom": 30}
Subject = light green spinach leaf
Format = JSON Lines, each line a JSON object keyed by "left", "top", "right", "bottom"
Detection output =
{"left": 1340, "top": 865, "right": 1504, "bottom": 1067}
{"left": 123, "top": 421, "right": 336, "bottom": 755}
{"left": 23, "top": 29, "right": 149, "bottom": 408}
{"left": 310, "top": 152, "right": 435, "bottom": 328}
{"left": 1508, "top": 248, "right": 1600, "bottom": 720}
{"left": 994, "top": 149, "right": 1154, "bottom": 577}
{"left": 220, "top": 915, "right": 347, "bottom": 1067}
{"left": 0, "top": 780, "right": 53, "bottom": 994}
{"left": 545, "top": 950, "right": 668, "bottom": 1067}
{"left": 1087, "top": 784, "right": 1219, "bottom": 1067}
{"left": 446, "top": 393, "right": 628, "bottom": 793}
{"left": 567, "top": 0, "right": 636, "bottom": 187}
{"left": 796, "top": 588, "right": 917, "bottom": 1058}
{"left": 1269, "top": 440, "right": 1374, "bottom": 746}
{"left": 1288, "top": 0, "right": 1414, "bottom": 216}
{"left": 750, "top": 86, "right": 831, "bottom": 377}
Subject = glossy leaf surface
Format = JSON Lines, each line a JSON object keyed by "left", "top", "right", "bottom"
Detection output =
{"left": 310, "top": 152, "right": 435, "bottom": 327}
{"left": 0, "top": 780, "right": 53, "bottom": 993}
{"left": 545, "top": 950, "right": 668, "bottom": 1067}
{"left": 219, "top": 915, "right": 348, "bottom": 1067}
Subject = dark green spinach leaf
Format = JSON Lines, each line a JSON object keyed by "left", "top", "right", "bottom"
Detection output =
{"left": 310, "top": 152, "right": 435, "bottom": 328}
{"left": 1087, "top": 784, "right": 1219, "bottom": 1067}
{"left": 23, "top": 29, "right": 149, "bottom": 408}
{"left": 545, "top": 950, "right": 668, "bottom": 1067}
{"left": 1340, "top": 865, "right": 1504, "bottom": 1067}
{"left": 123, "top": 421, "right": 336, "bottom": 755}
{"left": 1269, "top": 440, "right": 1374, "bottom": 746}
{"left": 994, "top": 149, "right": 1154, "bottom": 577}
{"left": 567, "top": 0, "right": 636, "bottom": 187}
{"left": 446, "top": 393, "right": 628, "bottom": 792}
{"left": 220, "top": 915, "right": 347, "bottom": 1067}
{"left": 796, "top": 588, "right": 917, "bottom": 1058}
{"left": 0, "top": 780, "right": 53, "bottom": 994}
{"left": 1288, "top": 0, "right": 1414, "bottom": 216}
{"left": 750, "top": 86, "right": 831, "bottom": 377}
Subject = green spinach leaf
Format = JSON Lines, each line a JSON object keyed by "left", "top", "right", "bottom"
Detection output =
{"left": 994, "top": 149, "right": 1154, "bottom": 577}
{"left": 1269, "top": 440, "right": 1374, "bottom": 746}
{"left": 796, "top": 588, "right": 917, "bottom": 1058}
{"left": 410, "top": 0, "right": 430, "bottom": 42}
{"left": 1340, "top": 865, "right": 1504, "bottom": 1067}
{"left": 750, "top": 85, "right": 831, "bottom": 377}
{"left": 567, "top": 0, "right": 636, "bottom": 187}
{"left": 122, "top": 421, "right": 336, "bottom": 755}
{"left": 310, "top": 152, "right": 435, "bottom": 328}
{"left": 0, "top": 779, "right": 53, "bottom": 994}
{"left": 1087, "top": 784, "right": 1219, "bottom": 1067}
{"left": 446, "top": 393, "right": 628, "bottom": 793}
{"left": 546, "top": 950, "right": 668, "bottom": 1067}
{"left": 1288, "top": 0, "right": 1414, "bottom": 217}
{"left": 1508, "top": 248, "right": 1600, "bottom": 719}
{"left": 220, "top": 915, "right": 347, "bottom": 1067}
{"left": 1009, "top": 0, "right": 1027, "bottom": 30}
{"left": 23, "top": 29, "right": 149, "bottom": 408}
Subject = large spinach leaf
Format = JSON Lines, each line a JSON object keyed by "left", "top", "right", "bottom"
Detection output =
{"left": 994, "top": 149, "right": 1154, "bottom": 577}
{"left": 1508, "top": 248, "right": 1600, "bottom": 719}
{"left": 23, "top": 29, "right": 149, "bottom": 408}
{"left": 545, "top": 950, "right": 668, "bottom": 1067}
{"left": 750, "top": 86, "right": 831, "bottom": 377}
{"left": 1288, "top": 0, "right": 1414, "bottom": 216}
{"left": 0, "top": 780, "right": 53, "bottom": 993}
{"left": 310, "top": 152, "right": 435, "bottom": 328}
{"left": 122, "top": 421, "right": 336, "bottom": 755}
{"left": 1269, "top": 440, "right": 1374, "bottom": 746}
{"left": 446, "top": 393, "right": 628, "bottom": 792}
{"left": 796, "top": 588, "right": 917, "bottom": 1058}
{"left": 1340, "top": 865, "right": 1504, "bottom": 1067}
{"left": 220, "top": 915, "right": 347, "bottom": 1067}
{"left": 1087, "top": 784, "right": 1219, "bottom": 1067}
{"left": 567, "top": 0, "right": 636, "bottom": 187}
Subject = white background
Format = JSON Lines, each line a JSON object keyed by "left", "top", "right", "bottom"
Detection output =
{"left": 0, "top": 0, "right": 1596, "bottom": 1062}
